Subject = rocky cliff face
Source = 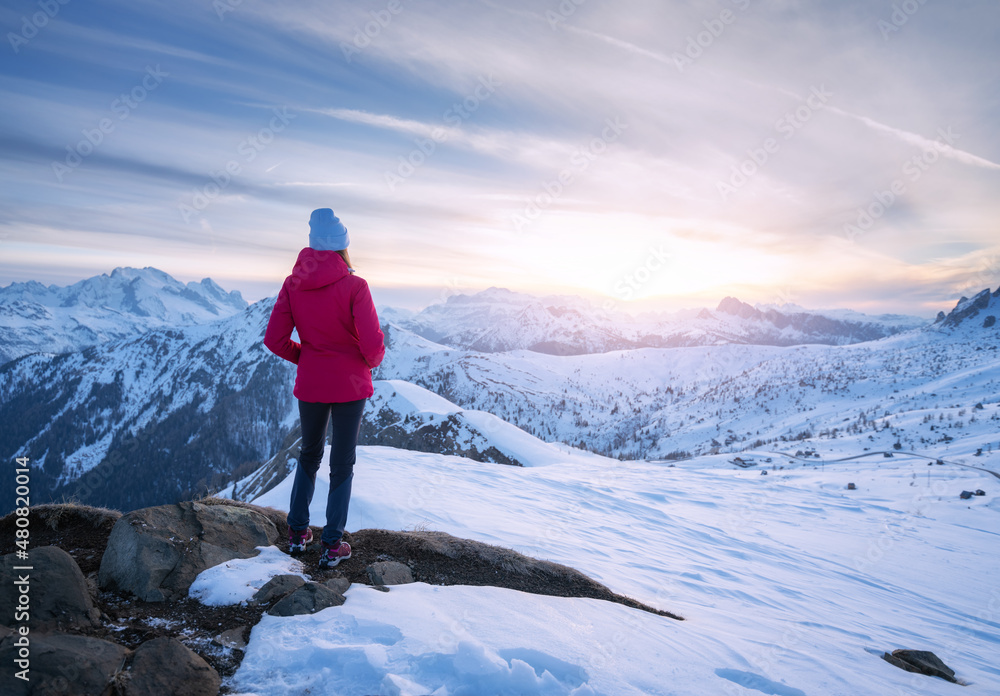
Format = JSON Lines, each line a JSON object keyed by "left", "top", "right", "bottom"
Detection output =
{"left": 936, "top": 286, "right": 1000, "bottom": 329}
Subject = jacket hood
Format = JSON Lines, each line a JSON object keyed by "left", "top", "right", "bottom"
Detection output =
{"left": 290, "top": 247, "right": 351, "bottom": 291}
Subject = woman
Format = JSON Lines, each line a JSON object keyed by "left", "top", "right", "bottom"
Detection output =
{"left": 264, "top": 208, "right": 385, "bottom": 568}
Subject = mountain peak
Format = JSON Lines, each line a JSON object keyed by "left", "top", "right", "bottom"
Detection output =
{"left": 0, "top": 267, "right": 248, "bottom": 364}
{"left": 939, "top": 286, "right": 999, "bottom": 329}
{"left": 716, "top": 297, "right": 762, "bottom": 320}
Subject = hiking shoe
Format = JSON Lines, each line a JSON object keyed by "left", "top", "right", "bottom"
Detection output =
{"left": 288, "top": 527, "right": 313, "bottom": 555}
{"left": 318, "top": 540, "right": 351, "bottom": 569}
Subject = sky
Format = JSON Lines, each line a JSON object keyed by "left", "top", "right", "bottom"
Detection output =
{"left": 1, "top": 0, "right": 998, "bottom": 316}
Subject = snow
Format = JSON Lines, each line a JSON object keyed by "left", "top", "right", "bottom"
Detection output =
{"left": 380, "top": 379, "right": 462, "bottom": 417}
{"left": 188, "top": 545, "right": 309, "bottom": 606}
{"left": 231, "top": 583, "right": 718, "bottom": 696}
{"left": 237, "top": 444, "right": 1000, "bottom": 695}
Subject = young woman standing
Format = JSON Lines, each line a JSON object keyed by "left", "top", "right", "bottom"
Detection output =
{"left": 264, "top": 208, "right": 385, "bottom": 568}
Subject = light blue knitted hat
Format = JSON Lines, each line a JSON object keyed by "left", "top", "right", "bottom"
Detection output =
{"left": 308, "top": 208, "right": 350, "bottom": 251}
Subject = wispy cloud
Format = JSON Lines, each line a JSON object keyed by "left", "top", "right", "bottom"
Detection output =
{"left": 827, "top": 107, "right": 1000, "bottom": 170}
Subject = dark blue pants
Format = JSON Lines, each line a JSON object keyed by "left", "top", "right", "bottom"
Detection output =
{"left": 286, "top": 398, "right": 366, "bottom": 546}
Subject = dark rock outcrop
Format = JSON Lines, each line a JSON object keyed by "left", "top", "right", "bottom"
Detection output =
{"left": 98, "top": 501, "right": 278, "bottom": 602}
{"left": 940, "top": 287, "right": 997, "bottom": 329}
{"left": 881, "top": 649, "right": 957, "bottom": 683}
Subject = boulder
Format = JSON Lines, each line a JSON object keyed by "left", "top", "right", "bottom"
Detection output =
{"left": 252, "top": 574, "right": 305, "bottom": 604}
{"left": 268, "top": 582, "right": 345, "bottom": 616}
{"left": 1, "top": 546, "right": 100, "bottom": 631}
{"left": 881, "top": 649, "right": 957, "bottom": 683}
{"left": 323, "top": 577, "right": 352, "bottom": 595}
{"left": 367, "top": 560, "right": 415, "bottom": 586}
{"left": 125, "top": 637, "right": 221, "bottom": 696}
{"left": 99, "top": 501, "right": 278, "bottom": 602}
{"left": 212, "top": 626, "right": 248, "bottom": 650}
{"left": 0, "top": 633, "right": 128, "bottom": 696}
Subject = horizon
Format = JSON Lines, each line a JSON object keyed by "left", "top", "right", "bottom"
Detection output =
{"left": 5, "top": 262, "right": 997, "bottom": 320}
{"left": 2, "top": 1, "right": 998, "bottom": 316}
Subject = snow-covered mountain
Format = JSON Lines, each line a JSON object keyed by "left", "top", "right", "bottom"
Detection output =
{"left": 2, "top": 282, "right": 996, "bottom": 514}
{"left": 0, "top": 266, "right": 247, "bottom": 364}
{"left": 376, "top": 285, "right": 999, "bottom": 460}
{"left": 393, "top": 287, "right": 928, "bottom": 355}
{"left": 0, "top": 299, "right": 293, "bottom": 512}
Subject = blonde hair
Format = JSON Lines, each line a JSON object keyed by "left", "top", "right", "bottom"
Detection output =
{"left": 337, "top": 249, "right": 354, "bottom": 271}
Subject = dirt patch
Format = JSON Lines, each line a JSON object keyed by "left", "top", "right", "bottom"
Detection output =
{"left": 0, "top": 503, "right": 119, "bottom": 574}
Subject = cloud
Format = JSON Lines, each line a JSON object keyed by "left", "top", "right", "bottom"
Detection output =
{"left": 827, "top": 108, "right": 1000, "bottom": 170}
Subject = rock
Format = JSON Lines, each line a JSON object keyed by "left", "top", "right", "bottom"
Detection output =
{"left": 99, "top": 501, "right": 278, "bottom": 602}
{"left": 268, "top": 582, "right": 345, "bottom": 616}
{"left": 324, "top": 577, "right": 352, "bottom": 595}
{"left": 252, "top": 574, "right": 305, "bottom": 604}
{"left": 847, "top": 482, "right": 856, "bottom": 490}
{"left": 367, "top": 560, "right": 415, "bottom": 586}
{"left": 1, "top": 546, "right": 100, "bottom": 631}
{"left": 212, "top": 626, "right": 247, "bottom": 650}
{"left": 882, "top": 649, "right": 957, "bottom": 683}
{"left": 125, "top": 637, "right": 221, "bottom": 696}
{"left": 959, "top": 491, "right": 974, "bottom": 500}
{"left": 0, "top": 633, "right": 129, "bottom": 696}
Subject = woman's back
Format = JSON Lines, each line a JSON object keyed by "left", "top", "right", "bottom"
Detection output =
{"left": 265, "top": 247, "right": 384, "bottom": 403}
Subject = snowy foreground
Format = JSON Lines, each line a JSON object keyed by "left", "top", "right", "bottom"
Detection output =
{"left": 202, "top": 445, "right": 999, "bottom": 695}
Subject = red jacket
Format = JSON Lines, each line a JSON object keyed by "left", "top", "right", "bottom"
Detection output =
{"left": 264, "top": 248, "right": 385, "bottom": 403}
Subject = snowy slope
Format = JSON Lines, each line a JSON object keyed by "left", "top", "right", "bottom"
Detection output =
{"left": 367, "top": 379, "right": 602, "bottom": 468}
{"left": 229, "top": 443, "right": 1000, "bottom": 695}
{"left": 0, "top": 266, "right": 247, "bottom": 364}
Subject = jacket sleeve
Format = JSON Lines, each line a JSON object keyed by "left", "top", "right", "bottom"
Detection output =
{"left": 263, "top": 281, "right": 301, "bottom": 364}
{"left": 352, "top": 279, "right": 385, "bottom": 369}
